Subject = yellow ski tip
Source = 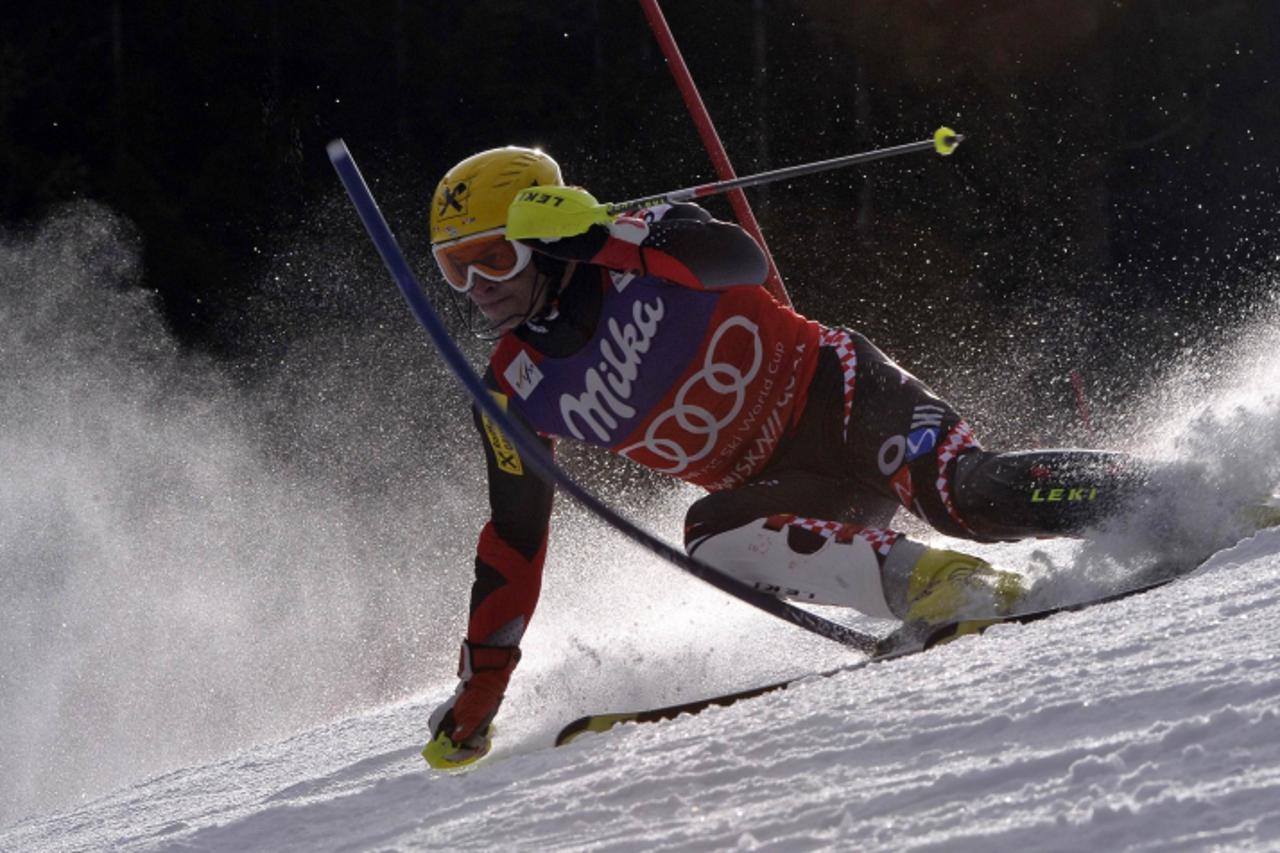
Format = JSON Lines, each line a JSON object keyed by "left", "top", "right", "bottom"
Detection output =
{"left": 555, "top": 712, "right": 639, "bottom": 746}
{"left": 934, "top": 126, "right": 963, "bottom": 156}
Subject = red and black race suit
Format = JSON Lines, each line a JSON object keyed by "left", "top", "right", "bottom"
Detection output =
{"left": 464, "top": 203, "right": 820, "bottom": 645}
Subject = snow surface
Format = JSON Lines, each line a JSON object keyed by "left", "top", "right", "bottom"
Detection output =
{"left": 4, "top": 206, "right": 1280, "bottom": 852}
{"left": 4, "top": 529, "right": 1280, "bottom": 851}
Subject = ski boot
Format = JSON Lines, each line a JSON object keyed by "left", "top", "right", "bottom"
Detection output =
{"left": 879, "top": 546, "right": 1028, "bottom": 655}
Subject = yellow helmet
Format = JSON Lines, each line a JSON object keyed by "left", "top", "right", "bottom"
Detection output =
{"left": 430, "top": 146, "right": 562, "bottom": 245}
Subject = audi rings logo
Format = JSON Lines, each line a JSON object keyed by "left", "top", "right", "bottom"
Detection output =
{"left": 619, "top": 316, "right": 763, "bottom": 473}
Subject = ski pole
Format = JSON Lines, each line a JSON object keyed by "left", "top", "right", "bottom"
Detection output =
{"left": 606, "top": 127, "right": 963, "bottom": 216}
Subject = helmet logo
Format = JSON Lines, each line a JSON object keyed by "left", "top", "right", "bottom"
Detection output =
{"left": 438, "top": 181, "right": 468, "bottom": 219}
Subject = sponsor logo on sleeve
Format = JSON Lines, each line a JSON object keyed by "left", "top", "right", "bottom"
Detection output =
{"left": 504, "top": 349, "right": 543, "bottom": 400}
{"left": 482, "top": 391, "right": 523, "bottom": 476}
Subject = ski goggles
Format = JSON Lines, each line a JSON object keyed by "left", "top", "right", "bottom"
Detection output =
{"left": 431, "top": 227, "right": 533, "bottom": 294}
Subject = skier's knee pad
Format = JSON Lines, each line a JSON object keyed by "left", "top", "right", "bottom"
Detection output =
{"left": 687, "top": 516, "right": 897, "bottom": 619}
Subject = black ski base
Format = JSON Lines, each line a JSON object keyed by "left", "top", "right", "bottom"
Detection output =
{"left": 554, "top": 568, "right": 1187, "bottom": 747}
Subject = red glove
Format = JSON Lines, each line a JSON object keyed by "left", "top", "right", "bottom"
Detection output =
{"left": 422, "top": 641, "right": 521, "bottom": 769}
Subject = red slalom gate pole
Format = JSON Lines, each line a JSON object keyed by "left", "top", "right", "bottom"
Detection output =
{"left": 638, "top": 0, "right": 792, "bottom": 307}
{"left": 1070, "top": 369, "right": 1097, "bottom": 441}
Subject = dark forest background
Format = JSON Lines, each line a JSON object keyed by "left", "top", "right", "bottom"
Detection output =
{"left": 4, "top": 0, "right": 1279, "bottom": 442}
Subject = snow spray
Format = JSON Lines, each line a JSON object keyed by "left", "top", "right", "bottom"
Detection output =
{"left": 0, "top": 202, "right": 479, "bottom": 821}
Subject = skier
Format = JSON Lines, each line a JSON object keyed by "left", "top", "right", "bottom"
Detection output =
{"left": 421, "top": 145, "right": 1151, "bottom": 768}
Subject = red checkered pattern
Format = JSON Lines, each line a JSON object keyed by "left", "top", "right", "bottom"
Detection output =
{"left": 856, "top": 525, "right": 901, "bottom": 557}
{"left": 935, "top": 420, "right": 981, "bottom": 535}
{"left": 819, "top": 327, "right": 858, "bottom": 439}
{"left": 789, "top": 517, "right": 901, "bottom": 557}
{"left": 792, "top": 517, "right": 845, "bottom": 539}
{"left": 763, "top": 512, "right": 797, "bottom": 531}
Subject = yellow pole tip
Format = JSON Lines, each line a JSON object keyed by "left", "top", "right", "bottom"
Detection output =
{"left": 934, "top": 126, "right": 963, "bottom": 156}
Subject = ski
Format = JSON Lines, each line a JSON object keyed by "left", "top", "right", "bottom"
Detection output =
{"left": 554, "top": 568, "right": 1187, "bottom": 747}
